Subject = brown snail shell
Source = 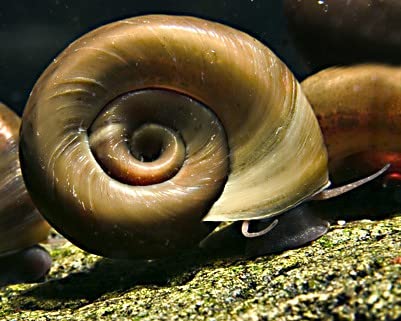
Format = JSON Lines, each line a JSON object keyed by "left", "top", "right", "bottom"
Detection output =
{"left": 0, "top": 103, "right": 50, "bottom": 256}
{"left": 300, "top": 64, "right": 401, "bottom": 219}
{"left": 0, "top": 102, "right": 51, "bottom": 285}
{"left": 20, "top": 15, "right": 329, "bottom": 259}
{"left": 302, "top": 64, "right": 401, "bottom": 176}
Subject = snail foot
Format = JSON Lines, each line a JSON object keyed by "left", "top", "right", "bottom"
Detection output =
{"left": 199, "top": 204, "right": 329, "bottom": 258}
{"left": 243, "top": 204, "right": 329, "bottom": 257}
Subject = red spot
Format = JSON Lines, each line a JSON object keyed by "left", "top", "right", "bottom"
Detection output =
{"left": 391, "top": 257, "right": 401, "bottom": 264}
{"left": 383, "top": 172, "right": 401, "bottom": 188}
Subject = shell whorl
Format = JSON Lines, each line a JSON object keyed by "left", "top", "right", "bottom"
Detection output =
{"left": 20, "top": 15, "right": 328, "bottom": 259}
{"left": 301, "top": 64, "right": 401, "bottom": 179}
{"left": 0, "top": 103, "right": 50, "bottom": 257}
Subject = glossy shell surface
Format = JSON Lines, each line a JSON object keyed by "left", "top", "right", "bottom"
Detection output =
{"left": 0, "top": 103, "right": 50, "bottom": 257}
{"left": 20, "top": 15, "right": 329, "bottom": 258}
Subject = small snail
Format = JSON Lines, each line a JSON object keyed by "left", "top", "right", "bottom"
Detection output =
{"left": 19, "top": 15, "right": 333, "bottom": 259}
{"left": 284, "top": 0, "right": 401, "bottom": 71}
{"left": 0, "top": 103, "right": 51, "bottom": 286}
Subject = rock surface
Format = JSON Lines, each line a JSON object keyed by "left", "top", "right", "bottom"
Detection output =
{"left": 1, "top": 217, "right": 401, "bottom": 320}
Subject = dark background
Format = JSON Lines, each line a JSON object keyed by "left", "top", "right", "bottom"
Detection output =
{"left": 0, "top": 0, "right": 307, "bottom": 114}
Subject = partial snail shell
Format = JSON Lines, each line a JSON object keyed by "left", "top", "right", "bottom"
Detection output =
{"left": 0, "top": 103, "right": 51, "bottom": 285}
{"left": 284, "top": 0, "right": 401, "bottom": 70}
{"left": 302, "top": 64, "right": 401, "bottom": 177}
{"left": 301, "top": 64, "right": 401, "bottom": 218}
{"left": 20, "top": 15, "right": 329, "bottom": 259}
{"left": 0, "top": 103, "right": 50, "bottom": 256}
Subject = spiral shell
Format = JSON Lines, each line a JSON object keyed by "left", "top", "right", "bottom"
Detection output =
{"left": 20, "top": 15, "right": 329, "bottom": 259}
{"left": 0, "top": 103, "right": 50, "bottom": 257}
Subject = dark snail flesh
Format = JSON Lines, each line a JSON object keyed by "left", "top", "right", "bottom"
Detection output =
{"left": 0, "top": 103, "right": 51, "bottom": 286}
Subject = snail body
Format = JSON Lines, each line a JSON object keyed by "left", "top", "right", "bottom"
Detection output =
{"left": 20, "top": 15, "right": 329, "bottom": 259}
{"left": 0, "top": 103, "right": 51, "bottom": 286}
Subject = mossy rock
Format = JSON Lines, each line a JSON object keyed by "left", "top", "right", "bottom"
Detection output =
{"left": 1, "top": 216, "right": 401, "bottom": 320}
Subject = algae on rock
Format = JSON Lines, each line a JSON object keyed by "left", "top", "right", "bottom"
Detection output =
{"left": 1, "top": 217, "right": 401, "bottom": 321}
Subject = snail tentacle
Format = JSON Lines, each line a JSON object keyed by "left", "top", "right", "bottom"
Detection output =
{"left": 241, "top": 219, "right": 279, "bottom": 238}
{"left": 312, "top": 164, "right": 390, "bottom": 200}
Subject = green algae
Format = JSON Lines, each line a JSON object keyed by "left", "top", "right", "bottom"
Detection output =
{"left": 1, "top": 217, "right": 401, "bottom": 320}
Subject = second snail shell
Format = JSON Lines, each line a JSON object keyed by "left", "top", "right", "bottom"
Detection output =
{"left": 0, "top": 103, "right": 50, "bottom": 257}
{"left": 20, "top": 15, "right": 329, "bottom": 259}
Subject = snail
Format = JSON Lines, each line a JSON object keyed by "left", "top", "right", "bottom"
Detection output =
{"left": 18, "top": 15, "right": 386, "bottom": 260}
{"left": 0, "top": 103, "right": 51, "bottom": 286}
{"left": 284, "top": 0, "right": 401, "bottom": 71}
{"left": 18, "top": 14, "right": 332, "bottom": 259}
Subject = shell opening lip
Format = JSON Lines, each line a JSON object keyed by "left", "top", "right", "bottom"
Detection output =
{"left": 202, "top": 181, "right": 331, "bottom": 223}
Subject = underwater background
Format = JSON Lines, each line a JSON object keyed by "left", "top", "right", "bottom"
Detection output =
{"left": 0, "top": 0, "right": 306, "bottom": 114}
